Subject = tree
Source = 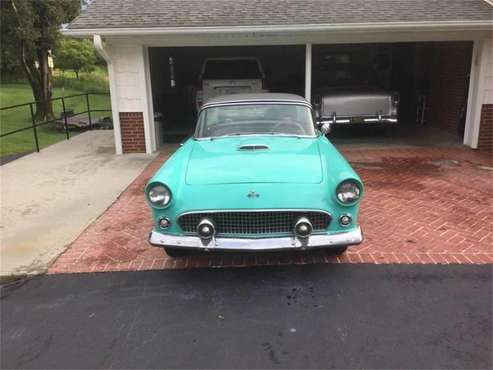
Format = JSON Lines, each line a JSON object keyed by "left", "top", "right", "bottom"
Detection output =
{"left": 56, "top": 38, "right": 97, "bottom": 79}
{"left": 1, "top": 0, "right": 80, "bottom": 120}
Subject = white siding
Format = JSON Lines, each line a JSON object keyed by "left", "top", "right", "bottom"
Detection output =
{"left": 108, "top": 45, "right": 147, "bottom": 112}
{"left": 106, "top": 43, "right": 155, "bottom": 153}
{"left": 482, "top": 39, "right": 493, "bottom": 104}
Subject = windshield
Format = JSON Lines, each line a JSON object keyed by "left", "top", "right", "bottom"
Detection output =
{"left": 195, "top": 104, "right": 316, "bottom": 138}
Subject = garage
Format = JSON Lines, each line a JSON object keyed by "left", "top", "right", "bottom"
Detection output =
{"left": 64, "top": 0, "right": 493, "bottom": 154}
{"left": 148, "top": 41, "right": 474, "bottom": 147}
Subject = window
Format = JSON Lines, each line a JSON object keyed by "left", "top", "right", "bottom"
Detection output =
{"left": 195, "top": 104, "right": 316, "bottom": 138}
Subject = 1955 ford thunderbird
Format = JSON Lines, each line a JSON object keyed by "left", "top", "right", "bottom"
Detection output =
{"left": 146, "top": 93, "right": 363, "bottom": 257}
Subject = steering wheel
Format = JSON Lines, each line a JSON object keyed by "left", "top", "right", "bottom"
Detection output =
{"left": 271, "top": 119, "right": 306, "bottom": 135}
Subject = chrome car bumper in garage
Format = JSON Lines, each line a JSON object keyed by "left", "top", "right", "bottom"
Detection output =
{"left": 326, "top": 116, "right": 398, "bottom": 125}
{"left": 148, "top": 227, "right": 363, "bottom": 251}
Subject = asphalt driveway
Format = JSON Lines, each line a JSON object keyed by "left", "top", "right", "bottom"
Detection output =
{"left": 2, "top": 264, "right": 491, "bottom": 369}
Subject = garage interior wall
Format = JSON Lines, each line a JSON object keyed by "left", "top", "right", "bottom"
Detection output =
{"left": 428, "top": 42, "right": 473, "bottom": 139}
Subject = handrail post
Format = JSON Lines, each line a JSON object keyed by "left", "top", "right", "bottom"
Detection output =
{"left": 29, "top": 103, "right": 40, "bottom": 152}
{"left": 86, "top": 93, "right": 93, "bottom": 129}
{"left": 61, "top": 97, "right": 70, "bottom": 140}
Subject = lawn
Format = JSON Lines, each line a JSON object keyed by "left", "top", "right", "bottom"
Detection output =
{"left": 0, "top": 68, "right": 110, "bottom": 158}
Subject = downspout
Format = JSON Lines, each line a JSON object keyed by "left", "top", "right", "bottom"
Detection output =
{"left": 93, "top": 35, "right": 123, "bottom": 155}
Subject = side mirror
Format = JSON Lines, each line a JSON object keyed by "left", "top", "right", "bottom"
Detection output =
{"left": 320, "top": 122, "right": 331, "bottom": 135}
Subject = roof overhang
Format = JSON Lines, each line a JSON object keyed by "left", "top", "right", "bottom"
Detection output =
{"left": 63, "top": 20, "right": 493, "bottom": 37}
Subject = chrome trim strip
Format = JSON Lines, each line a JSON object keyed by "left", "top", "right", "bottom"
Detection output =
{"left": 149, "top": 227, "right": 363, "bottom": 251}
{"left": 177, "top": 208, "right": 332, "bottom": 217}
{"left": 194, "top": 134, "right": 316, "bottom": 141}
{"left": 200, "top": 100, "right": 312, "bottom": 111}
{"left": 321, "top": 117, "right": 398, "bottom": 124}
{"left": 238, "top": 144, "right": 270, "bottom": 151}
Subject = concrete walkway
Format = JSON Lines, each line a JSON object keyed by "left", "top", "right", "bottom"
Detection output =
{"left": 0, "top": 131, "right": 157, "bottom": 276}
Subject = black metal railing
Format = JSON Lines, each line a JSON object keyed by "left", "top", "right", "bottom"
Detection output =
{"left": 0, "top": 92, "right": 111, "bottom": 153}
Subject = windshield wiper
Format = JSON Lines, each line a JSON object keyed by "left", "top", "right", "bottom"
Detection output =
{"left": 265, "top": 132, "right": 302, "bottom": 138}
{"left": 210, "top": 133, "right": 254, "bottom": 140}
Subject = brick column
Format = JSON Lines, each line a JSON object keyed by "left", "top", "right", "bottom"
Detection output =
{"left": 119, "top": 112, "right": 146, "bottom": 153}
{"left": 428, "top": 42, "right": 473, "bottom": 137}
{"left": 478, "top": 104, "right": 492, "bottom": 151}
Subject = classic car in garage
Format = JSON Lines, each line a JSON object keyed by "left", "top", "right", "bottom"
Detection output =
{"left": 314, "top": 86, "right": 400, "bottom": 125}
{"left": 146, "top": 93, "right": 364, "bottom": 257}
{"left": 195, "top": 57, "right": 266, "bottom": 111}
{"left": 313, "top": 51, "right": 399, "bottom": 125}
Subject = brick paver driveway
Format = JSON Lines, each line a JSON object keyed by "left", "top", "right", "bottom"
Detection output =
{"left": 49, "top": 146, "right": 493, "bottom": 274}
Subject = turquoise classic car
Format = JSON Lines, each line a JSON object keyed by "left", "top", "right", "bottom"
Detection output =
{"left": 146, "top": 93, "right": 363, "bottom": 257}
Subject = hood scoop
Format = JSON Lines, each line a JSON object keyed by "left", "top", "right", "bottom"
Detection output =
{"left": 238, "top": 144, "right": 269, "bottom": 151}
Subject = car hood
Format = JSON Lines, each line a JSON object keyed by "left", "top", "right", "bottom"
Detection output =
{"left": 185, "top": 137, "right": 323, "bottom": 185}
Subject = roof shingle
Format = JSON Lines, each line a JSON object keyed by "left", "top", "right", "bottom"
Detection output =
{"left": 69, "top": 0, "right": 493, "bottom": 30}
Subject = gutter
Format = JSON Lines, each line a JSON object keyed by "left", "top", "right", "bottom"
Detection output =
{"left": 64, "top": 20, "right": 493, "bottom": 37}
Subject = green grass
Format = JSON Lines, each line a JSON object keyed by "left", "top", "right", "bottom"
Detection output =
{"left": 0, "top": 68, "right": 110, "bottom": 158}
{"left": 53, "top": 66, "right": 110, "bottom": 93}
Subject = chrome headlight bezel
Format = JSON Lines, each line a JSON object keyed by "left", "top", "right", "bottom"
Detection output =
{"left": 336, "top": 180, "right": 362, "bottom": 206}
{"left": 146, "top": 182, "right": 172, "bottom": 209}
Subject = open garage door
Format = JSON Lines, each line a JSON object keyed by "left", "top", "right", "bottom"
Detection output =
{"left": 149, "top": 41, "right": 473, "bottom": 148}
{"left": 312, "top": 41, "right": 473, "bottom": 148}
{"left": 149, "top": 45, "right": 305, "bottom": 143}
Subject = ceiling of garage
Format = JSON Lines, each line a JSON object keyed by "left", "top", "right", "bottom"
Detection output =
{"left": 69, "top": 0, "right": 492, "bottom": 30}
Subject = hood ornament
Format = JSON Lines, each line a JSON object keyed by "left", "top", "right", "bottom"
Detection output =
{"left": 247, "top": 191, "right": 260, "bottom": 198}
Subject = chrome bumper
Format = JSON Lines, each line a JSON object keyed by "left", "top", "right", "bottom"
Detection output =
{"left": 148, "top": 227, "right": 363, "bottom": 251}
{"left": 323, "top": 117, "right": 398, "bottom": 125}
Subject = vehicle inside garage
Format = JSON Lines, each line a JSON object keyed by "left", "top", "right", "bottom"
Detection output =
{"left": 149, "top": 41, "right": 473, "bottom": 147}
{"left": 149, "top": 45, "right": 305, "bottom": 142}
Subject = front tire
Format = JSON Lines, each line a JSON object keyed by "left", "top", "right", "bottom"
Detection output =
{"left": 164, "top": 247, "right": 190, "bottom": 258}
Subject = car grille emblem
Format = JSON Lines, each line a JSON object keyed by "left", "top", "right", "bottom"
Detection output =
{"left": 247, "top": 191, "right": 260, "bottom": 198}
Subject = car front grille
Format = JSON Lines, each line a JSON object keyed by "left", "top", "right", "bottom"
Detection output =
{"left": 178, "top": 211, "right": 331, "bottom": 237}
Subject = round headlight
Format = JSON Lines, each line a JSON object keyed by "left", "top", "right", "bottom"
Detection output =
{"left": 336, "top": 180, "right": 361, "bottom": 204}
{"left": 147, "top": 183, "right": 171, "bottom": 208}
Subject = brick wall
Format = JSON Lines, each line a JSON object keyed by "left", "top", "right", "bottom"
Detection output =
{"left": 478, "top": 104, "right": 492, "bottom": 151}
{"left": 428, "top": 42, "right": 473, "bottom": 137}
{"left": 119, "top": 112, "right": 146, "bottom": 153}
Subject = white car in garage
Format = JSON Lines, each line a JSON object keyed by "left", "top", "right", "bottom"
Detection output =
{"left": 195, "top": 57, "right": 266, "bottom": 110}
